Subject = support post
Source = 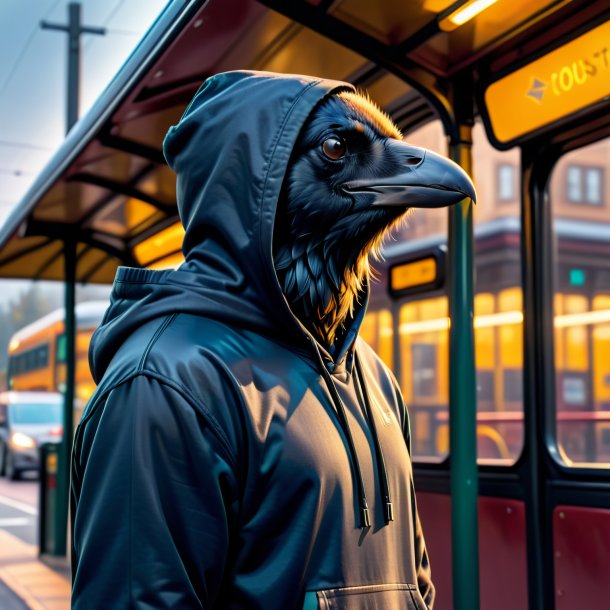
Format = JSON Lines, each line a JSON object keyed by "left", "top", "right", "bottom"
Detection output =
{"left": 521, "top": 146, "right": 557, "bottom": 610}
{"left": 448, "top": 123, "right": 481, "bottom": 610}
{"left": 39, "top": 3, "right": 104, "bottom": 556}
{"left": 50, "top": 239, "right": 76, "bottom": 556}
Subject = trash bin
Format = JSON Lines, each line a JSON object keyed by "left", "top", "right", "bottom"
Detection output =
{"left": 38, "top": 443, "right": 60, "bottom": 555}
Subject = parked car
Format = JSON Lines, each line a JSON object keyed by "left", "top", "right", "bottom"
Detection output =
{"left": 0, "top": 391, "right": 63, "bottom": 480}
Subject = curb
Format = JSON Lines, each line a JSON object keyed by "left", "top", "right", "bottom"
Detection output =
{"left": 0, "top": 530, "right": 70, "bottom": 609}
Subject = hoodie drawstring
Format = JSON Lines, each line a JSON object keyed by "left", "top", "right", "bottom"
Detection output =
{"left": 309, "top": 338, "right": 371, "bottom": 528}
{"left": 309, "top": 338, "right": 393, "bottom": 529}
{"left": 354, "top": 352, "right": 394, "bottom": 524}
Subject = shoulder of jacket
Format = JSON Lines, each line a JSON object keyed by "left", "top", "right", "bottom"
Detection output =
{"left": 79, "top": 367, "right": 239, "bottom": 473}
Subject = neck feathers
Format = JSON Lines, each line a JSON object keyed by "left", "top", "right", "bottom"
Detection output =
{"left": 276, "top": 232, "right": 384, "bottom": 348}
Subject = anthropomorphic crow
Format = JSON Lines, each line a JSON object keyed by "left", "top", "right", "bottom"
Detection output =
{"left": 275, "top": 90, "right": 474, "bottom": 350}
{"left": 72, "top": 71, "right": 475, "bottom": 610}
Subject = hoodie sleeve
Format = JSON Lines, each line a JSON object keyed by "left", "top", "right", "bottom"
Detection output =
{"left": 71, "top": 374, "right": 239, "bottom": 609}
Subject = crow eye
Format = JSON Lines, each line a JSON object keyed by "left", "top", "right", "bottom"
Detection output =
{"left": 321, "top": 137, "right": 346, "bottom": 160}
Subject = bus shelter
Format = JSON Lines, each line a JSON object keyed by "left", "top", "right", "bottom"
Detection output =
{"left": 0, "top": 2, "right": 609, "bottom": 609}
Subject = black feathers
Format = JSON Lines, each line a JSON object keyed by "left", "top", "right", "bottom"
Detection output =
{"left": 273, "top": 91, "right": 409, "bottom": 350}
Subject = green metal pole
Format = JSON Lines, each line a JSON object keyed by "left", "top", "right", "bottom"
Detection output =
{"left": 53, "top": 239, "right": 77, "bottom": 556}
{"left": 448, "top": 126, "right": 480, "bottom": 610}
{"left": 39, "top": 3, "right": 103, "bottom": 558}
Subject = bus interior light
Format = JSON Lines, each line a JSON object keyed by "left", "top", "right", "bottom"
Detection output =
{"left": 397, "top": 308, "right": 610, "bottom": 337}
{"left": 438, "top": 0, "right": 499, "bottom": 31}
{"left": 555, "top": 309, "right": 610, "bottom": 328}
{"left": 474, "top": 310, "right": 523, "bottom": 328}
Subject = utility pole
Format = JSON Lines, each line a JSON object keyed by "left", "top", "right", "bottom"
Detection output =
{"left": 39, "top": 2, "right": 105, "bottom": 557}
{"left": 41, "top": 2, "right": 106, "bottom": 132}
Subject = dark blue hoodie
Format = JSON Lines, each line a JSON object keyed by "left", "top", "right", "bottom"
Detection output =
{"left": 71, "top": 71, "right": 434, "bottom": 610}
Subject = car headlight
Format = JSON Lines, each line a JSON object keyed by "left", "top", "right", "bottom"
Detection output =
{"left": 10, "top": 432, "right": 36, "bottom": 449}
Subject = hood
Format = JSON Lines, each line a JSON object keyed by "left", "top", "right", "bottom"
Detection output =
{"left": 90, "top": 71, "right": 354, "bottom": 383}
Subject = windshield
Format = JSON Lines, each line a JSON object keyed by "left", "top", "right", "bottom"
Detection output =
{"left": 9, "top": 403, "right": 62, "bottom": 425}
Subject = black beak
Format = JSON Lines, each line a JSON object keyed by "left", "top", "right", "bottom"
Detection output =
{"left": 343, "top": 140, "right": 476, "bottom": 208}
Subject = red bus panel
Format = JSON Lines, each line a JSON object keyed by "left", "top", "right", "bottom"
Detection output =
{"left": 554, "top": 505, "right": 610, "bottom": 610}
{"left": 417, "top": 493, "right": 528, "bottom": 610}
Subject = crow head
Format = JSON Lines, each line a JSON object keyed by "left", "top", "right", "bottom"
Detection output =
{"left": 274, "top": 90, "right": 475, "bottom": 351}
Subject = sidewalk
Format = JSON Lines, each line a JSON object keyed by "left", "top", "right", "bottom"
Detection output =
{"left": 0, "top": 530, "right": 70, "bottom": 610}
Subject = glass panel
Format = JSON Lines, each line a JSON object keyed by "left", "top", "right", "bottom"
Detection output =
{"left": 359, "top": 309, "right": 393, "bottom": 370}
{"left": 136, "top": 166, "right": 177, "bottom": 206}
{"left": 472, "top": 119, "right": 523, "bottom": 464}
{"left": 116, "top": 106, "right": 184, "bottom": 150}
{"left": 330, "top": 0, "right": 455, "bottom": 45}
{"left": 399, "top": 296, "right": 449, "bottom": 460}
{"left": 76, "top": 148, "right": 150, "bottom": 183}
{"left": 35, "top": 182, "right": 116, "bottom": 223}
{"left": 134, "top": 222, "right": 185, "bottom": 266}
{"left": 366, "top": 118, "right": 524, "bottom": 464}
{"left": 365, "top": 73, "right": 413, "bottom": 110}
{"left": 550, "top": 137, "right": 610, "bottom": 466}
{"left": 393, "top": 121, "right": 449, "bottom": 461}
{"left": 87, "top": 197, "right": 165, "bottom": 238}
{"left": 260, "top": 26, "right": 366, "bottom": 82}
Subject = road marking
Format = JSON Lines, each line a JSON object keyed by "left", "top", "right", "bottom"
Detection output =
{"left": 0, "top": 517, "right": 30, "bottom": 527}
{"left": 0, "top": 495, "right": 38, "bottom": 516}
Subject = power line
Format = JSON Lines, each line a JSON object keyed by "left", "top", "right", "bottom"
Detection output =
{"left": 0, "top": 139, "right": 54, "bottom": 152}
{"left": 104, "top": 28, "right": 144, "bottom": 36}
{"left": 83, "top": 0, "right": 127, "bottom": 53}
{"left": 0, "top": 0, "right": 63, "bottom": 95}
{"left": 0, "top": 168, "right": 36, "bottom": 176}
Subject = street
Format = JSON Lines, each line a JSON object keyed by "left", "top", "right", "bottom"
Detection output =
{"left": 0, "top": 474, "right": 39, "bottom": 546}
{"left": 0, "top": 474, "right": 39, "bottom": 609}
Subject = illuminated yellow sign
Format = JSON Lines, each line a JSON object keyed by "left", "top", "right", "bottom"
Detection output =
{"left": 484, "top": 20, "right": 610, "bottom": 146}
{"left": 391, "top": 256, "right": 438, "bottom": 292}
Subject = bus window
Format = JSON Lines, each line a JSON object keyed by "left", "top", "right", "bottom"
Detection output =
{"left": 7, "top": 302, "right": 107, "bottom": 427}
{"left": 391, "top": 120, "right": 450, "bottom": 461}
{"left": 551, "top": 136, "right": 610, "bottom": 466}
{"left": 368, "top": 117, "right": 525, "bottom": 464}
{"left": 399, "top": 295, "right": 449, "bottom": 461}
{"left": 359, "top": 309, "right": 393, "bottom": 370}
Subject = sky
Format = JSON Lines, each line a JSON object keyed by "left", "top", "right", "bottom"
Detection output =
{"left": 0, "top": 0, "right": 169, "bottom": 303}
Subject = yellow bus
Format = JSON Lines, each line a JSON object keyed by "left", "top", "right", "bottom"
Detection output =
{"left": 7, "top": 301, "right": 107, "bottom": 410}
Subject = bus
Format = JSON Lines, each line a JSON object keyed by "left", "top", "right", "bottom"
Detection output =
{"left": 7, "top": 301, "right": 107, "bottom": 410}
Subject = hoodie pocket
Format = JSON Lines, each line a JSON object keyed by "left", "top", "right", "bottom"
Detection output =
{"left": 311, "top": 583, "right": 427, "bottom": 610}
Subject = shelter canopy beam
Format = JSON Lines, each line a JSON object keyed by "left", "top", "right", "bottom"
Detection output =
{"left": 25, "top": 219, "right": 135, "bottom": 267}
{"left": 67, "top": 172, "right": 174, "bottom": 216}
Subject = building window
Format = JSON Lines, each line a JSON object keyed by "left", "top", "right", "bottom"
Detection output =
{"left": 497, "top": 164, "right": 516, "bottom": 202}
{"left": 566, "top": 165, "right": 604, "bottom": 205}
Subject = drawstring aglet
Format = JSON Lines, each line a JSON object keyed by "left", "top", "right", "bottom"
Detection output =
{"left": 384, "top": 501, "right": 394, "bottom": 523}
{"left": 360, "top": 506, "right": 371, "bottom": 529}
